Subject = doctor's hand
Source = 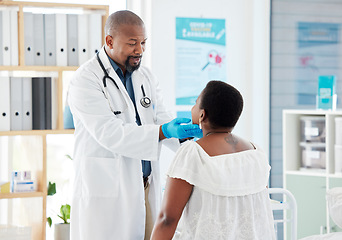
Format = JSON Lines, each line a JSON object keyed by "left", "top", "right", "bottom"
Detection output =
{"left": 161, "top": 118, "right": 203, "bottom": 139}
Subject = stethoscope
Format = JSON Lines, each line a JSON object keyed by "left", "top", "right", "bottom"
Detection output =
{"left": 96, "top": 52, "right": 152, "bottom": 114}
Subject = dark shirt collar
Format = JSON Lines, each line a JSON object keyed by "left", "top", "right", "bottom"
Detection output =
{"left": 106, "top": 54, "right": 131, "bottom": 82}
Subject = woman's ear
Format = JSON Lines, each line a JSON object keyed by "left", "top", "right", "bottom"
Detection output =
{"left": 199, "top": 109, "right": 206, "bottom": 122}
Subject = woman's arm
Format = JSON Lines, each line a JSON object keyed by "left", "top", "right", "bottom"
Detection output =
{"left": 150, "top": 177, "right": 193, "bottom": 240}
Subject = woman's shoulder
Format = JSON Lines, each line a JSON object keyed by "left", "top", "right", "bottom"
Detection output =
{"left": 174, "top": 140, "right": 198, "bottom": 158}
{"left": 195, "top": 134, "right": 258, "bottom": 157}
{"left": 166, "top": 140, "right": 202, "bottom": 180}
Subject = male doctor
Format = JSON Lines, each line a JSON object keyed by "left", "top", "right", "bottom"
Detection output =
{"left": 68, "top": 10, "right": 201, "bottom": 240}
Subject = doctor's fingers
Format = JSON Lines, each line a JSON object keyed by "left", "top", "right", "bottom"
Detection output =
{"left": 182, "top": 124, "right": 201, "bottom": 131}
{"left": 173, "top": 117, "right": 192, "bottom": 124}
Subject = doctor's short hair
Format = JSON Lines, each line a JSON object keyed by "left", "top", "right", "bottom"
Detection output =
{"left": 200, "top": 80, "right": 243, "bottom": 129}
{"left": 105, "top": 10, "right": 144, "bottom": 36}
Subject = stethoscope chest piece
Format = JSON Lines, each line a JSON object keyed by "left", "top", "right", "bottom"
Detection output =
{"left": 140, "top": 96, "right": 151, "bottom": 108}
{"left": 97, "top": 50, "right": 152, "bottom": 110}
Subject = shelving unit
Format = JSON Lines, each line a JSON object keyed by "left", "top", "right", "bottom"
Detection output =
{"left": 283, "top": 109, "right": 342, "bottom": 239}
{"left": 0, "top": 1, "right": 108, "bottom": 240}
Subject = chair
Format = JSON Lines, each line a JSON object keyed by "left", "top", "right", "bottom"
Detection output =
{"left": 269, "top": 188, "right": 298, "bottom": 240}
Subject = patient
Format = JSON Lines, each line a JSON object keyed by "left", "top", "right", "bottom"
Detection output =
{"left": 151, "top": 80, "right": 276, "bottom": 239}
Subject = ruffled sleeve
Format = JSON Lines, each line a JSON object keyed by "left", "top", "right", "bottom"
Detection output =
{"left": 166, "top": 141, "right": 271, "bottom": 197}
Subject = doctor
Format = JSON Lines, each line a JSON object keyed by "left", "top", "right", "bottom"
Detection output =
{"left": 68, "top": 10, "right": 201, "bottom": 240}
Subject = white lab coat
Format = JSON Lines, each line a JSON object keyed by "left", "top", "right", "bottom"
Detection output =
{"left": 68, "top": 47, "right": 179, "bottom": 240}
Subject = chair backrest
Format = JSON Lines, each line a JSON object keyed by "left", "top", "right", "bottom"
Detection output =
{"left": 269, "top": 188, "right": 297, "bottom": 240}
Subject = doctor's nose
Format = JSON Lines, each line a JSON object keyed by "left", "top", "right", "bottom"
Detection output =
{"left": 134, "top": 43, "right": 145, "bottom": 55}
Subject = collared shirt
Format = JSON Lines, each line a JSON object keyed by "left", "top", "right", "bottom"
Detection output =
{"left": 107, "top": 55, "right": 151, "bottom": 178}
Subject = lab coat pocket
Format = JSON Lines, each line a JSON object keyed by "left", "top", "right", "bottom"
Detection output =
{"left": 82, "top": 157, "right": 120, "bottom": 198}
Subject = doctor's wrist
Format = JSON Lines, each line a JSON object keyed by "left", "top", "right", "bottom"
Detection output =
{"left": 159, "top": 125, "right": 167, "bottom": 141}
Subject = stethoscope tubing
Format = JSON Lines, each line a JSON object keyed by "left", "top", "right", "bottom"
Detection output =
{"left": 96, "top": 52, "right": 151, "bottom": 110}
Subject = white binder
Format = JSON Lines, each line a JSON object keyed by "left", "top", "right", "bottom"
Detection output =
{"left": 56, "top": 14, "right": 67, "bottom": 66}
{"left": 2, "top": 10, "right": 11, "bottom": 66}
{"left": 0, "top": 77, "right": 10, "bottom": 131}
{"left": 44, "top": 14, "right": 56, "bottom": 66}
{"left": 24, "top": 12, "right": 35, "bottom": 66}
{"left": 0, "top": 11, "right": 3, "bottom": 66}
{"left": 78, "top": 14, "right": 89, "bottom": 65}
{"left": 10, "top": 9, "right": 18, "bottom": 66}
{"left": 67, "top": 14, "right": 78, "bottom": 66}
{"left": 10, "top": 77, "right": 23, "bottom": 131}
{"left": 22, "top": 77, "right": 32, "bottom": 130}
{"left": 89, "top": 13, "right": 102, "bottom": 57}
{"left": 33, "top": 14, "right": 45, "bottom": 66}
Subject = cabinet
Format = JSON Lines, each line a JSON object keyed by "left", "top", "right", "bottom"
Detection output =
{"left": 283, "top": 109, "right": 342, "bottom": 239}
{"left": 0, "top": 1, "right": 108, "bottom": 240}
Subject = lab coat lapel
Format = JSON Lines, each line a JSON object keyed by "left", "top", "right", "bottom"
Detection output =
{"left": 98, "top": 48, "right": 136, "bottom": 119}
{"left": 131, "top": 69, "right": 143, "bottom": 103}
{"left": 131, "top": 70, "right": 144, "bottom": 120}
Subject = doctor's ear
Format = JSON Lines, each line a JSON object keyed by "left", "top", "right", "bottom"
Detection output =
{"left": 105, "top": 35, "right": 114, "bottom": 49}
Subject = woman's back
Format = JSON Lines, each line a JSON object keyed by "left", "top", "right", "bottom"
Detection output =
{"left": 196, "top": 132, "right": 255, "bottom": 157}
{"left": 168, "top": 141, "right": 276, "bottom": 240}
{"left": 151, "top": 81, "right": 275, "bottom": 240}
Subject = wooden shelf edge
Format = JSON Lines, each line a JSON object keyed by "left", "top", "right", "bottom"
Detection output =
{"left": 0, "top": 191, "right": 44, "bottom": 199}
{"left": 0, "top": 66, "right": 79, "bottom": 71}
{"left": 0, "top": 129, "right": 74, "bottom": 136}
{"left": 0, "top": 1, "right": 109, "bottom": 10}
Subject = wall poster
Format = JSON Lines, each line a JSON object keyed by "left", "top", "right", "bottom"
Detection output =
{"left": 297, "top": 22, "right": 340, "bottom": 105}
{"left": 175, "top": 17, "right": 226, "bottom": 105}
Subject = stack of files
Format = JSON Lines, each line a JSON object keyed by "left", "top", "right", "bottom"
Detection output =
{"left": 68, "top": 13, "right": 103, "bottom": 66}
{"left": 65, "top": 13, "right": 103, "bottom": 65}
{"left": 77, "top": 13, "right": 103, "bottom": 65}
{"left": 0, "top": 77, "right": 58, "bottom": 131}
{"left": 23, "top": 12, "right": 103, "bottom": 66}
{"left": 24, "top": 13, "right": 45, "bottom": 66}
{"left": 0, "top": 8, "right": 19, "bottom": 66}
{"left": 10, "top": 77, "right": 32, "bottom": 131}
{"left": 32, "top": 77, "right": 58, "bottom": 130}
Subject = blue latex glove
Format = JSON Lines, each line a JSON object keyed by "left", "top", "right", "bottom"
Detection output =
{"left": 192, "top": 126, "right": 203, "bottom": 139}
{"left": 162, "top": 118, "right": 203, "bottom": 139}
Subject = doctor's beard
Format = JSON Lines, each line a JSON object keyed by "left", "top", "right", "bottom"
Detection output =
{"left": 125, "top": 56, "right": 142, "bottom": 73}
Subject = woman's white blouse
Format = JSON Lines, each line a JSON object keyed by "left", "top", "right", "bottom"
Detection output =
{"left": 167, "top": 141, "right": 276, "bottom": 240}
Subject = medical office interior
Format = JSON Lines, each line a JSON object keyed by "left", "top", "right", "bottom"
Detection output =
{"left": 0, "top": 0, "right": 342, "bottom": 239}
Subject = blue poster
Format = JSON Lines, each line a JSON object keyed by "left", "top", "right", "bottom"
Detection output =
{"left": 297, "top": 22, "right": 340, "bottom": 105}
{"left": 175, "top": 17, "right": 226, "bottom": 105}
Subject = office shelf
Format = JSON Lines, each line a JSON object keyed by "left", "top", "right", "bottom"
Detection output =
{"left": 0, "top": 2, "right": 108, "bottom": 240}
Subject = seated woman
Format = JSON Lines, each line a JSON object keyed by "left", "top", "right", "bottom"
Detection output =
{"left": 151, "top": 80, "right": 276, "bottom": 239}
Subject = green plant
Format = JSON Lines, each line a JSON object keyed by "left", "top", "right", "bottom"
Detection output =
{"left": 47, "top": 203, "right": 70, "bottom": 227}
{"left": 47, "top": 154, "right": 73, "bottom": 227}
{"left": 58, "top": 204, "right": 71, "bottom": 224}
{"left": 47, "top": 181, "right": 71, "bottom": 227}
